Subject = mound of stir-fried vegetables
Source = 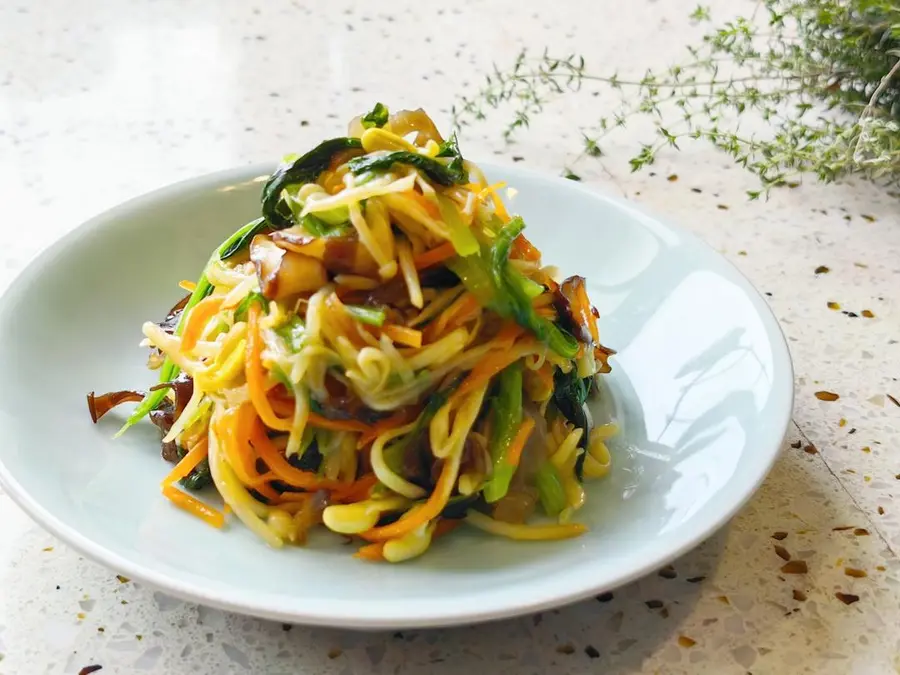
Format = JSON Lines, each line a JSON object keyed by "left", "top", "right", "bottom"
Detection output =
{"left": 87, "top": 104, "right": 616, "bottom": 563}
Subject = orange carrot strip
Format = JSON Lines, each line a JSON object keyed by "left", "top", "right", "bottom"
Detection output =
{"left": 162, "top": 437, "right": 209, "bottom": 487}
{"left": 332, "top": 473, "right": 379, "bottom": 502}
{"left": 494, "top": 322, "right": 524, "bottom": 350}
{"left": 269, "top": 395, "right": 374, "bottom": 435}
{"left": 452, "top": 340, "right": 528, "bottom": 403}
{"left": 354, "top": 542, "right": 386, "bottom": 562}
{"left": 249, "top": 416, "right": 343, "bottom": 490}
{"left": 405, "top": 190, "right": 441, "bottom": 219}
{"left": 308, "top": 412, "right": 371, "bottom": 434}
{"left": 246, "top": 304, "right": 293, "bottom": 432}
{"left": 433, "top": 518, "right": 462, "bottom": 538}
{"left": 357, "top": 407, "right": 420, "bottom": 448}
{"left": 444, "top": 295, "right": 481, "bottom": 331}
{"left": 504, "top": 417, "right": 536, "bottom": 468}
{"left": 361, "top": 454, "right": 460, "bottom": 541}
{"left": 162, "top": 484, "right": 224, "bottom": 528}
{"left": 511, "top": 234, "right": 541, "bottom": 261}
{"left": 413, "top": 241, "right": 456, "bottom": 270}
{"left": 180, "top": 296, "right": 224, "bottom": 352}
{"left": 382, "top": 324, "right": 423, "bottom": 348}
{"left": 215, "top": 409, "right": 278, "bottom": 490}
{"left": 479, "top": 182, "right": 510, "bottom": 222}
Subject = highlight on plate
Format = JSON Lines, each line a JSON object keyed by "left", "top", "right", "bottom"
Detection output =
{"left": 87, "top": 104, "right": 617, "bottom": 563}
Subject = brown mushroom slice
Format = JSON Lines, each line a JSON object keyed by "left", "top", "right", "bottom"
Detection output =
{"left": 553, "top": 275, "right": 599, "bottom": 346}
{"left": 86, "top": 390, "right": 146, "bottom": 423}
{"left": 271, "top": 229, "right": 379, "bottom": 276}
{"left": 593, "top": 343, "right": 616, "bottom": 374}
{"left": 249, "top": 235, "right": 327, "bottom": 300}
{"left": 388, "top": 109, "right": 444, "bottom": 146}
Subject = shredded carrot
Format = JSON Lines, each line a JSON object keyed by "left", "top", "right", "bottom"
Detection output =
{"left": 248, "top": 416, "right": 343, "bottom": 490}
{"left": 308, "top": 411, "right": 371, "bottom": 434}
{"left": 423, "top": 293, "right": 479, "bottom": 343}
{"left": 413, "top": 241, "right": 456, "bottom": 270}
{"left": 493, "top": 322, "right": 525, "bottom": 350}
{"left": 162, "top": 484, "right": 224, "bottom": 528}
{"left": 452, "top": 336, "right": 528, "bottom": 403}
{"left": 162, "top": 437, "right": 209, "bottom": 487}
{"left": 215, "top": 408, "right": 279, "bottom": 493}
{"left": 478, "top": 182, "right": 510, "bottom": 222}
{"left": 357, "top": 406, "right": 420, "bottom": 448}
{"left": 504, "top": 417, "right": 536, "bottom": 468}
{"left": 535, "top": 305, "right": 557, "bottom": 320}
{"left": 381, "top": 324, "right": 423, "bottom": 348}
{"left": 246, "top": 304, "right": 293, "bottom": 432}
{"left": 269, "top": 394, "right": 375, "bottom": 435}
{"left": 511, "top": 234, "right": 541, "bottom": 261}
{"left": 355, "top": 542, "right": 385, "bottom": 562}
{"left": 332, "top": 473, "right": 379, "bottom": 502}
{"left": 405, "top": 190, "right": 441, "bottom": 219}
{"left": 535, "top": 361, "right": 554, "bottom": 393}
{"left": 361, "top": 450, "right": 459, "bottom": 541}
{"left": 180, "top": 296, "right": 224, "bottom": 352}
{"left": 444, "top": 295, "right": 481, "bottom": 331}
{"left": 179, "top": 279, "right": 197, "bottom": 292}
{"left": 433, "top": 518, "right": 462, "bottom": 538}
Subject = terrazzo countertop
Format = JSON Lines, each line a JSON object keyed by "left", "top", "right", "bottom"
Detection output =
{"left": 2, "top": 0, "right": 899, "bottom": 673}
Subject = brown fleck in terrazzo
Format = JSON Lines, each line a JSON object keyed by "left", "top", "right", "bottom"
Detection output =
{"left": 772, "top": 531, "right": 788, "bottom": 540}
{"left": 678, "top": 636, "right": 697, "bottom": 648}
{"left": 845, "top": 568, "right": 867, "bottom": 578}
{"left": 774, "top": 545, "right": 791, "bottom": 561}
{"left": 792, "top": 589, "right": 807, "bottom": 602}
{"left": 835, "top": 592, "right": 860, "bottom": 605}
{"left": 827, "top": 301, "right": 841, "bottom": 310}
{"left": 556, "top": 643, "right": 575, "bottom": 655}
{"left": 815, "top": 391, "right": 840, "bottom": 402}
{"left": 814, "top": 265, "right": 830, "bottom": 274}
{"left": 781, "top": 560, "right": 808, "bottom": 574}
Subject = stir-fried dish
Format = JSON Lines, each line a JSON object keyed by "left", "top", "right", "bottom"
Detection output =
{"left": 87, "top": 104, "right": 616, "bottom": 563}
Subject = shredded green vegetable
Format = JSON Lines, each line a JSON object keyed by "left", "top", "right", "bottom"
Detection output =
{"left": 482, "top": 362, "right": 523, "bottom": 503}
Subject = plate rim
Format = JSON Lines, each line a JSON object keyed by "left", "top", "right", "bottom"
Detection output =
{"left": 0, "top": 161, "right": 794, "bottom": 629}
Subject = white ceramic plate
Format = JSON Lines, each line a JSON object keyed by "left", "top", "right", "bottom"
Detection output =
{"left": 0, "top": 163, "right": 792, "bottom": 629}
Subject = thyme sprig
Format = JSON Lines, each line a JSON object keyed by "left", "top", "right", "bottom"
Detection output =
{"left": 453, "top": 1, "right": 900, "bottom": 196}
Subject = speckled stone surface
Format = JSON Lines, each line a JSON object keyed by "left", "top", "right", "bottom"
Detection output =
{"left": 1, "top": 0, "right": 899, "bottom": 673}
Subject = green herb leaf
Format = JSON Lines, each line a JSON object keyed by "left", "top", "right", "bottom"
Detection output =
{"left": 233, "top": 291, "right": 268, "bottom": 323}
{"left": 535, "top": 461, "right": 566, "bottom": 516}
{"left": 116, "top": 278, "right": 214, "bottom": 436}
{"left": 219, "top": 217, "right": 269, "bottom": 260}
{"left": 275, "top": 316, "right": 306, "bottom": 352}
{"left": 344, "top": 304, "right": 387, "bottom": 327}
{"left": 262, "top": 138, "right": 363, "bottom": 227}
{"left": 361, "top": 102, "right": 390, "bottom": 129}
{"left": 482, "top": 363, "right": 524, "bottom": 503}
{"left": 348, "top": 151, "right": 467, "bottom": 186}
